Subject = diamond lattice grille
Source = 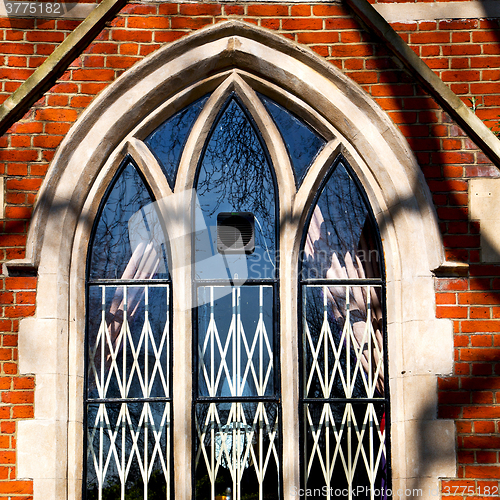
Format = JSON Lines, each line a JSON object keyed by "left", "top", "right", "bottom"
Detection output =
{"left": 195, "top": 402, "right": 279, "bottom": 500}
{"left": 195, "top": 286, "right": 279, "bottom": 500}
{"left": 87, "top": 402, "right": 170, "bottom": 500}
{"left": 86, "top": 284, "right": 170, "bottom": 500}
{"left": 303, "top": 285, "right": 387, "bottom": 499}
{"left": 197, "top": 286, "right": 274, "bottom": 398}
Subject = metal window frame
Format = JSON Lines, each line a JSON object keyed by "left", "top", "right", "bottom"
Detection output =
{"left": 83, "top": 157, "right": 174, "bottom": 500}
{"left": 191, "top": 93, "right": 283, "bottom": 500}
{"left": 297, "top": 154, "right": 391, "bottom": 498}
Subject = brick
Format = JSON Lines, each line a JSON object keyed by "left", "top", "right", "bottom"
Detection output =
{"left": 442, "top": 45, "right": 481, "bottom": 56}
{"left": 158, "top": 3, "right": 178, "bottom": 15}
{"left": 170, "top": 17, "right": 213, "bottom": 30}
{"left": 0, "top": 482, "right": 33, "bottom": 494}
{"left": 439, "top": 19, "right": 478, "bottom": 30}
{"left": 121, "top": 3, "right": 156, "bottom": 14}
{"left": 70, "top": 95, "right": 94, "bottom": 108}
{"left": 0, "top": 452, "right": 15, "bottom": 465}
{"left": 451, "top": 32, "right": 470, "bottom": 44}
{"left": 470, "top": 308, "right": 491, "bottom": 319}
{"left": 330, "top": 44, "right": 373, "bottom": 58}
{"left": 112, "top": 30, "right": 152, "bottom": 43}
{"left": 247, "top": 5, "right": 287, "bottom": 16}
{"left": 471, "top": 82, "right": 500, "bottom": 94}
{"left": 411, "top": 32, "right": 450, "bottom": 44}
{"left": 0, "top": 68, "right": 34, "bottom": 80}
{"left": 438, "top": 391, "right": 469, "bottom": 404}
{"left": 313, "top": 4, "right": 348, "bottom": 16}
{"left": 464, "top": 466, "right": 500, "bottom": 478}
{"left": 26, "top": 31, "right": 64, "bottom": 43}
{"left": 463, "top": 435, "right": 500, "bottom": 448}
{"left": 472, "top": 421, "right": 495, "bottom": 434}
{"left": 119, "top": 43, "right": 139, "bottom": 55}
{"left": 224, "top": 5, "right": 244, "bottom": 16}
{"left": 443, "top": 235, "right": 480, "bottom": 248}
{"left": 56, "top": 20, "right": 81, "bottom": 31}
{"left": 84, "top": 42, "right": 118, "bottom": 55}
{"left": 442, "top": 70, "right": 480, "bottom": 82}
{"left": 33, "top": 135, "right": 63, "bottom": 148}
{"left": 127, "top": 17, "right": 170, "bottom": 29}
{"left": 4, "top": 278, "right": 36, "bottom": 291}
{"left": 436, "top": 293, "right": 456, "bottom": 305}
{"left": 297, "top": 32, "right": 338, "bottom": 44}
{"left": 461, "top": 321, "right": 500, "bottom": 333}
{"left": 1, "top": 391, "right": 33, "bottom": 404}
{"left": 282, "top": 18, "right": 322, "bottom": 30}
{"left": 107, "top": 56, "right": 139, "bottom": 70}
{"left": 72, "top": 69, "right": 115, "bottom": 82}
{"left": 472, "top": 391, "right": 494, "bottom": 409}
{"left": 436, "top": 306, "right": 467, "bottom": 319}
{"left": 324, "top": 18, "right": 359, "bottom": 30}
{"left": 458, "top": 292, "right": 500, "bottom": 305}
{"left": 0, "top": 43, "right": 33, "bottom": 55}
{"left": 13, "top": 378, "right": 34, "bottom": 390}
{"left": 261, "top": 19, "right": 280, "bottom": 30}
{"left": 154, "top": 32, "right": 185, "bottom": 44}
{"left": 6, "top": 178, "right": 42, "bottom": 191}
{"left": 291, "top": 5, "right": 310, "bottom": 16}
{"left": 11, "top": 406, "right": 33, "bottom": 419}
{"left": 34, "top": 108, "right": 78, "bottom": 122}
{"left": 179, "top": 4, "right": 221, "bottom": 16}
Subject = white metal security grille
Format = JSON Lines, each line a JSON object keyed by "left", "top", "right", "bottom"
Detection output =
{"left": 303, "top": 284, "right": 386, "bottom": 500}
{"left": 195, "top": 286, "right": 279, "bottom": 500}
{"left": 86, "top": 284, "right": 170, "bottom": 500}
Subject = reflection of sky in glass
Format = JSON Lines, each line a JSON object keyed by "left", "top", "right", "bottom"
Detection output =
{"left": 259, "top": 94, "right": 325, "bottom": 186}
{"left": 145, "top": 95, "right": 210, "bottom": 188}
{"left": 195, "top": 98, "right": 277, "bottom": 280}
{"left": 89, "top": 160, "right": 169, "bottom": 280}
{"left": 302, "top": 162, "right": 381, "bottom": 280}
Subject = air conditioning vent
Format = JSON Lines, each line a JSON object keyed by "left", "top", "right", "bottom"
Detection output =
{"left": 217, "top": 212, "right": 255, "bottom": 254}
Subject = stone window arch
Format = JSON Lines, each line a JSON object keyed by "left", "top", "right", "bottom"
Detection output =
{"left": 11, "top": 21, "right": 455, "bottom": 500}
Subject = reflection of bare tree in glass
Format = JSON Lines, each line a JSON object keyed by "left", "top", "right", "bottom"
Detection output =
{"left": 259, "top": 94, "right": 325, "bottom": 182}
{"left": 146, "top": 96, "right": 210, "bottom": 186}
{"left": 196, "top": 99, "right": 276, "bottom": 254}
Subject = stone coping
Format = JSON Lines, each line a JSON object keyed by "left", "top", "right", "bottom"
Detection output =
{"left": 1, "top": 0, "right": 500, "bottom": 20}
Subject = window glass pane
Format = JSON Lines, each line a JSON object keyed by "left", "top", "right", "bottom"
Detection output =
{"left": 195, "top": 98, "right": 276, "bottom": 281}
{"left": 87, "top": 284, "right": 170, "bottom": 400}
{"left": 89, "top": 160, "right": 169, "bottom": 281}
{"left": 259, "top": 94, "right": 325, "bottom": 185}
{"left": 303, "top": 401, "right": 387, "bottom": 499}
{"left": 145, "top": 95, "right": 210, "bottom": 188}
{"left": 195, "top": 401, "right": 279, "bottom": 500}
{"left": 303, "top": 285, "right": 384, "bottom": 400}
{"left": 302, "top": 162, "right": 381, "bottom": 280}
{"left": 197, "top": 285, "right": 274, "bottom": 398}
{"left": 86, "top": 401, "right": 170, "bottom": 500}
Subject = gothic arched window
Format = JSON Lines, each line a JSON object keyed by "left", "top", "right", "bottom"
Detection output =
{"left": 84, "top": 78, "right": 388, "bottom": 500}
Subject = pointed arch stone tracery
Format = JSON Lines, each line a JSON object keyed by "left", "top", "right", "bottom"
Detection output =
{"left": 12, "top": 21, "right": 455, "bottom": 500}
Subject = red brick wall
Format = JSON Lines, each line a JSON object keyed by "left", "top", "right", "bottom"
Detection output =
{"left": 1, "top": 2, "right": 500, "bottom": 498}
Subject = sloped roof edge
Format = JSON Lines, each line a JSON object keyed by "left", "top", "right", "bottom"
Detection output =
{"left": 347, "top": 0, "right": 500, "bottom": 170}
{"left": 0, "top": 0, "right": 127, "bottom": 137}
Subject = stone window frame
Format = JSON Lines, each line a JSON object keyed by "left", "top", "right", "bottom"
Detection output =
{"left": 10, "top": 21, "right": 455, "bottom": 500}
